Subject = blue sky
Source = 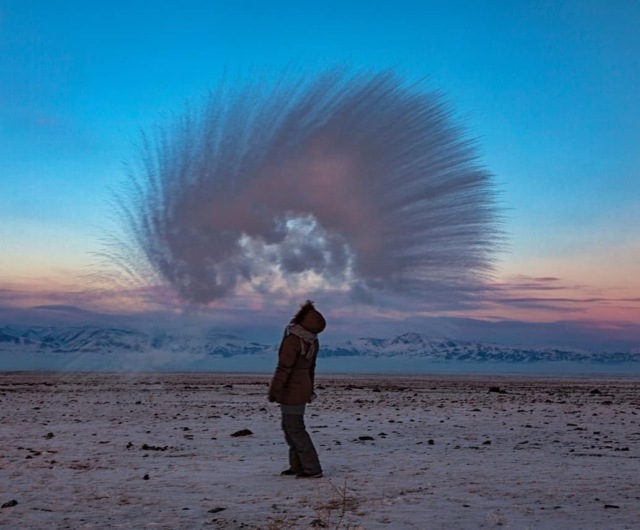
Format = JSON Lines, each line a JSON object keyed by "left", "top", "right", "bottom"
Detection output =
{"left": 1, "top": 1, "right": 639, "bottom": 347}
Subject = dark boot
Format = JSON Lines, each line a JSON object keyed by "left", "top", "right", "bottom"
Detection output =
{"left": 282, "top": 413, "right": 322, "bottom": 475}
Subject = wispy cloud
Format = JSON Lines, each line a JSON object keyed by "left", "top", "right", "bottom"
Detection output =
{"left": 467, "top": 274, "right": 640, "bottom": 325}
{"left": 31, "top": 304, "right": 97, "bottom": 314}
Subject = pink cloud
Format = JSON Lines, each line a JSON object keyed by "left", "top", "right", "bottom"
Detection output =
{"left": 461, "top": 275, "right": 640, "bottom": 327}
{"left": 1, "top": 271, "right": 638, "bottom": 349}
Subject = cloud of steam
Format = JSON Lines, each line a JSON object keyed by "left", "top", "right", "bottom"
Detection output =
{"left": 101, "top": 68, "right": 503, "bottom": 307}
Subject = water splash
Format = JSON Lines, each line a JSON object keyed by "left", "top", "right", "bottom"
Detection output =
{"left": 101, "top": 68, "right": 503, "bottom": 307}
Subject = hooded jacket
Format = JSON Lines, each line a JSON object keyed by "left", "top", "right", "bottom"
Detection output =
{"left": 268, "top": 307, "right": 326, "bottom": 405}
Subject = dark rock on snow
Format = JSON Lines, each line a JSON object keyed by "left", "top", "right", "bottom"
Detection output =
{"left": 230, "top": 429, "right": 253, "bottom": 437}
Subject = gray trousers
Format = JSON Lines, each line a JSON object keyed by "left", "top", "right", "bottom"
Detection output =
{"left": 280, "top": 404, "right": 321, "bottom": 474}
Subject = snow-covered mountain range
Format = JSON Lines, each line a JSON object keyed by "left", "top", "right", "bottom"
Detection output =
{"left": 0, "top": 326, "right": 270, "bottom": 358}
{"left": 1, "top": 326, "right": 638, "bottom": 364}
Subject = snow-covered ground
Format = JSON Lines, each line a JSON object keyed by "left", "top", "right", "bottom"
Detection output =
{"left": 1, "top": 372, "right": 638, "bottom": 529}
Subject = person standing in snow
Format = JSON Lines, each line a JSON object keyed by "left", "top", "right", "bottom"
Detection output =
{"left": 268, "top": 300, "right": 326, "bottom": 478}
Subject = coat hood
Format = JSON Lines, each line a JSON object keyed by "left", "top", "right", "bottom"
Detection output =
{"left": 292, "top": 300, "right": 326, "bottom": 334}
{"left": 299, "top": 308, "right": 326, "bottom": 334}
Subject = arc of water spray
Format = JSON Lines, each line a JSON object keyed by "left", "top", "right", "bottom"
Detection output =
{"left": 99, "top": 68, "right": 503, "bottom": 307}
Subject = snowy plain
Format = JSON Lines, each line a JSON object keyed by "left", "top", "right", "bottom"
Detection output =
{"left": 1, "top": 372, "right": 639, "bottom": 529}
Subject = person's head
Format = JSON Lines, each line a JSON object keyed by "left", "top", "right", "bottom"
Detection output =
{"left": 292, "top": 300, "right": 326, "bottom": 334}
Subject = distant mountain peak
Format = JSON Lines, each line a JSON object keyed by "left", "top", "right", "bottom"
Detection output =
{"left": 1, "top": 324, "right": 638, "bottom": 365}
